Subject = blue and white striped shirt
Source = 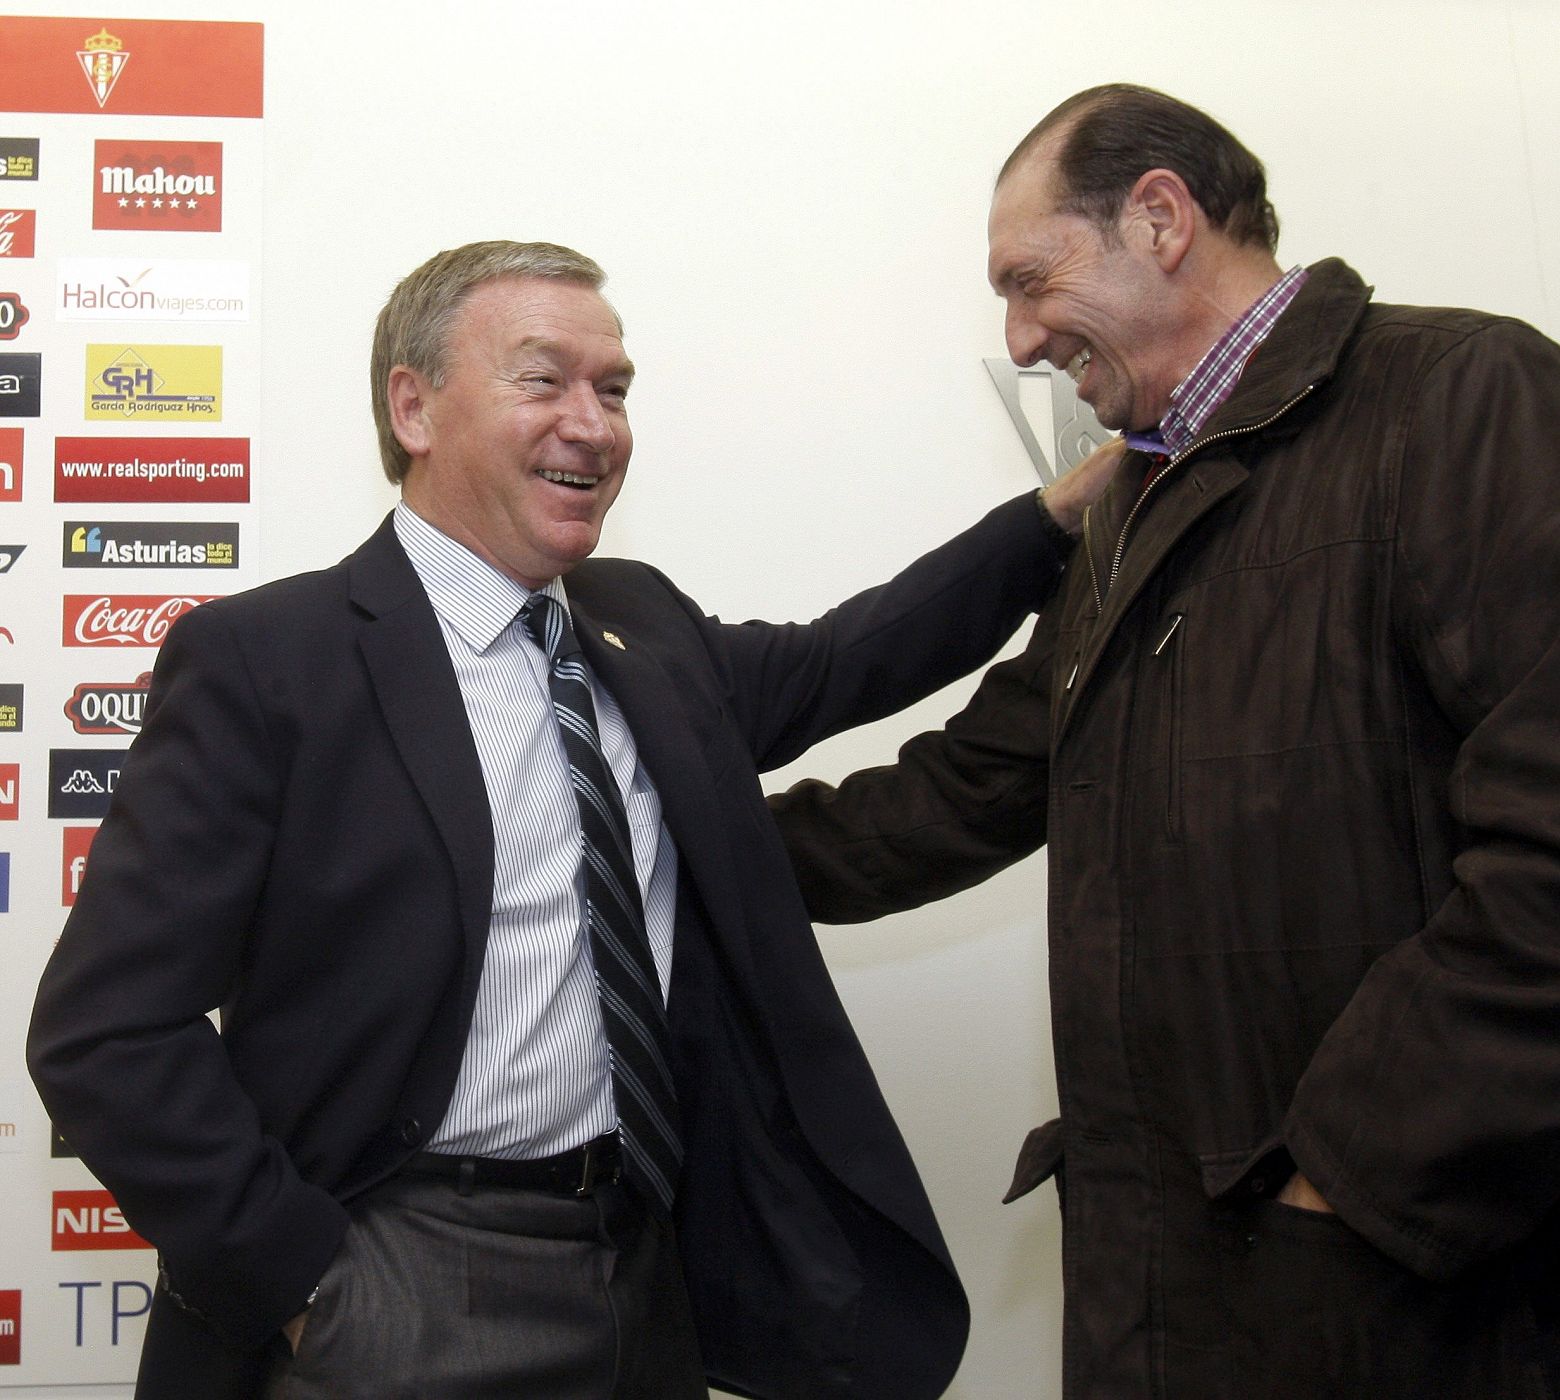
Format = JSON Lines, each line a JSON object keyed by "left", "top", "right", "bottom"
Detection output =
{"left": 394, "top": 503, "right": 679, "bottom": 1160}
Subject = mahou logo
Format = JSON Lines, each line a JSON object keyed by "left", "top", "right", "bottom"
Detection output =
{"left": 52, "top": 1189, "right": 151, "bottom": 1250}
{"left": 62, "top": 594, "right": 215, "bottom": 647}
{"left": 93, "top": 140, "right": 221, "bottom": 232}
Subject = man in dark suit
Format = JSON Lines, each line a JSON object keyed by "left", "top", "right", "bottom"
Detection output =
{"left": 28, "top": 239, "right": 1114, "bottom": 1399}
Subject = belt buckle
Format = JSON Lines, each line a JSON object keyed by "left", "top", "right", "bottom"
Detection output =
{"left": 575, "top": 1139, "right": 602, "bottom": 1196}
{"left": 574, "top": 1136, "right": 620, "bottom": 1196}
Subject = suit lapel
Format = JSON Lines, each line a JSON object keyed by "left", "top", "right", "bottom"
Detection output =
{"left": 568, "top": 594, "right": 763, "bottom": 993}
{"left": 348, "top": 518, "right": 495, "bottom": 994}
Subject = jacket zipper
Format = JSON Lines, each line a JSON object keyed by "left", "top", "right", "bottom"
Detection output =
{"left": 1106, "top": 383, "right": 1320, "bottom": 595}
{"left": 1156, "top": 612, "right": 1186, "bottom": 840}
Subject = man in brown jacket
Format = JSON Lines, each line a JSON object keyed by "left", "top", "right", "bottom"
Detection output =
{"left": 772, "top": 84, "right": 1560, "bottom": 1398}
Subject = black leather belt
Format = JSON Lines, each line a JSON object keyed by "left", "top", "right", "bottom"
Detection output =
{"left": 404, "top": 1133, "right": 623, "bottom": 1196}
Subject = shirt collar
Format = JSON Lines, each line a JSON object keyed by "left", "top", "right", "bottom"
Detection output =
{"left": 1148, "top": 264, "right": 1308, "bottom": 456}
{"left": 393, "top": 501, "right": 566, "bottom": 653}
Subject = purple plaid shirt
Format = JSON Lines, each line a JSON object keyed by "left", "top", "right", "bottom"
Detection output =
{"left": 1126, "top": 264, "right": 1308, "bottom": 459}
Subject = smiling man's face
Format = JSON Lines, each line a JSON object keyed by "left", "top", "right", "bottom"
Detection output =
{"left": 395, "top": 275, "right": 634, "bottom": 586}
{"left": 987, "top": 148, "right": 1178, "bottom": 433}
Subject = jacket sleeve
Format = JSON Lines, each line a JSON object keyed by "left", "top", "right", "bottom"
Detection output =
{"left": 1284, "top": 317, "right": 1560, "bottom": 1280}
{"left": 766, "top": 598, "right": 1058, "bottom": 925}
{"left": 27, "top": 601, "right": 348, "bottom": 1349}
{"left": 693, "top": 490, "right": 1068, "bottom": 774}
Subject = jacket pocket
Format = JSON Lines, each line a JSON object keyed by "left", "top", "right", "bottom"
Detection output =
{"left": 1004, "top": 1118, "right": 1064, "bottom": 1203}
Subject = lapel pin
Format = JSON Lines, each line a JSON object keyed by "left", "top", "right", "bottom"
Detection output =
{"left": 603, "top": 631, "right": 626, "bottom": 651}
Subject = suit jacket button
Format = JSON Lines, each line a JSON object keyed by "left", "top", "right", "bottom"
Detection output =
{"left": 398, "top": 1118, "right": 422, "bottom": 1146}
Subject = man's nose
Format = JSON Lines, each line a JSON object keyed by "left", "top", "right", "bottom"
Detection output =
{"left": 558, "top": 384, "right": 616, "bottom": 450}
{"left": 1005, "top": 301, "right": 1049, "bottom": 369}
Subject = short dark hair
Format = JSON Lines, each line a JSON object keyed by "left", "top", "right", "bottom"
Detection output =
{"left": 999, "top": 84, "right": 1279, "bottom": 253}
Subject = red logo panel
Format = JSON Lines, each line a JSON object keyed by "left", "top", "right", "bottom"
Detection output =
{"left": 93, "top": 140, "right": 222, "bottom": 232}
{"left": 63, "top": 594, "right": 215, "bottom": 648}
{"left": 55, "top": 436, "right": 248, "bottom": 502}
{"left": 62, "top": 825, "right": 97, "bottom": 906}
{"left": 52, "top": 1190, "right": 151, "bottom": 1250}
{"left": 0, "top": 1289, "right": 17, "bottom": 1364}
{"left": 0, "top": 763, "right": 16, "bottom": 819}
{"left": 0, "top": 428, "right": 20, "bottom": 502}
{"left": 0, "top": 210, "right": 33, "bottom": 258}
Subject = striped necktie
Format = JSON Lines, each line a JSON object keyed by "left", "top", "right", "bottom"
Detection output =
{"left": 520, "top": 594, "right": 682, "bottom": 1213}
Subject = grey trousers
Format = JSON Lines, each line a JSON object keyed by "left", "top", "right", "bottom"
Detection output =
{"left": 262, "top": 1173, "right": 707, "bottom": 1399}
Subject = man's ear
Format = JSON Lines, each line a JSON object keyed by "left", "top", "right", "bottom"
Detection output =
{"left": 387, "top": 365, "right": 434, "bottom": 460}
{"left": 1125, "top": 167, "right": 1196, "bottom": 274}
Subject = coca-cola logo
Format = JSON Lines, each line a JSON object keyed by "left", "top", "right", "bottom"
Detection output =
{"left": 65, "top": 672, "right": 151, "bottom": 734}
{"left": 61, "top": 594, "right": 216, "bottom": 647}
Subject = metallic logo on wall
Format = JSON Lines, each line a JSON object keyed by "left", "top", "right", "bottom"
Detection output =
{"left": 984, "top": 359, "right": 1113, "bottom": 485}
{"left": 77, "top": 29, "right": 130, "bottom": 109}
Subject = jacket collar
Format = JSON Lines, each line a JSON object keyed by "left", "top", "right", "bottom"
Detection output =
{"left": 1063, "top": 261, "right": 1374, "bottom": 733}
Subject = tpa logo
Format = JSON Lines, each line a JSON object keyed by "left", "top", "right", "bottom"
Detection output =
{"left": 65, "top": 673, "right": 151, "bottom": 736}
{"left": 93, "top": 140, "right": 221, "bottom": 232}
{"left": 52, "top": 1191, "right": 150, "bottom": 1251}
{"left": 0, "top": 211, "right": 34, "bottom": 259}
{"left": 48, "top": 748, "right": 127, "bottom": 819}
{"left": 0, "top": 1288, "right": 17, "bottom": 1364}
{"left": 62, "top": 825, "right": 97, "bottom": 906}
{"left": 63, "top": 594, "right": 215, "bottom": 647}
{"left": 0, "top": 763, "right": 17, "bottom": 819}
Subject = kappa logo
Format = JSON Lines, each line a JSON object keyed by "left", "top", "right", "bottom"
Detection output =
{"left": 65, "top": 673, "right": 151, "bottom": 736}
{"left": 0, "top": 211, "right": 35, "bottom": 259}
{"left": 48, "top": 747, "right": 126, "bottom": 819}
{"left": 93, "top": 140, "right": 221, "bottom": 232}
{"left": 78, "top": 29, "right": 131, "bottom": 109}
{"left": 62, "top": 593, "right": 215, "bottom": 647}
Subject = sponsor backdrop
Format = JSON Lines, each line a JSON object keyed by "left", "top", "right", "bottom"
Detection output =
{"left": 0, "top": 16, "right": 262, "bottom": 1385}
{"left": 0, "top": 3, "right": 1553, "bottom": 1398}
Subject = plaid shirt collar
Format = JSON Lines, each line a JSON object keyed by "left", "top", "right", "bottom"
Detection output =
{"left": 1130, "top": 264, "right": 1307, "bottom": 458}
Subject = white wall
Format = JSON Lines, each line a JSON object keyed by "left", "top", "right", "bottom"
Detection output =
{"left": 8, "top": 0, "right": 1558, "bottom": 1395}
